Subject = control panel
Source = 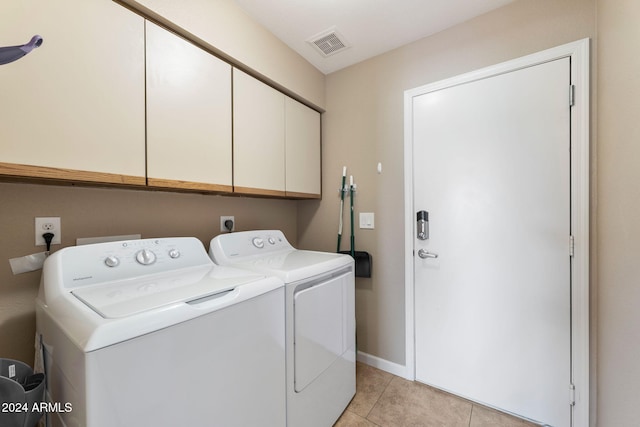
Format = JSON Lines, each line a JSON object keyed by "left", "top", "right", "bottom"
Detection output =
{"left": 55, "top": 237, "right": 213, "bottom": 289}
{"left": 209, "top": 230, "right": 294, "bottom": 264}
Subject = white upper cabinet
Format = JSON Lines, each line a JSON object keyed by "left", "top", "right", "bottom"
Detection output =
{"left": 0, "top": 0, "right": 320, "bottom": 198}
{"left": 146, "top": 22, "right": 232, "bottom": 192}
{"left": 0, "top": 0, "right": 145, "bottom": 184}
{"left": 233, "top": 68, "right": 322, "bottom": 198}
{"left": 233, "top": 69, "right": 286, "bottom": 196}
{"left": 285, "top": 98, "right": 321, "bottom": 198}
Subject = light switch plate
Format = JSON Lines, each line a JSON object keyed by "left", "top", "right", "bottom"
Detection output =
{"left": 359, "top": 212, "right": 374, "bottom": 229}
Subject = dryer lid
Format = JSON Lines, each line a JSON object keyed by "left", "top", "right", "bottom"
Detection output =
{"left": 233, "top": 250, "right": 353, "bottom": 283}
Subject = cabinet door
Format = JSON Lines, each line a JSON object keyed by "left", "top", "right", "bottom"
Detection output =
{"left": 285, "top": 98, "right": 321, "bottom": 198}
{"left": 146, "top": 22, "right": 232, "bottom": 192}
{"left": 0, "top": 0, "right": 145, "bottom": 185}
{"left": 233, "top": 69, "right": 286, "bottom": 197}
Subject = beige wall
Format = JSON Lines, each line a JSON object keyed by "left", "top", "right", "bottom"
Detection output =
{"left": 0, "top": 182, "right": 297, "bottom": 363}
{"left": 299, "top": 0, "right": 596, "bottom": 367}
{"left": 596, "top": 0, "right": 640, "bottom": 424}
{"left": 4, "top": 0, "right": 640, "bottom": 424}
{"left": 121, "top": 0, "right": 326, "bottom": 109}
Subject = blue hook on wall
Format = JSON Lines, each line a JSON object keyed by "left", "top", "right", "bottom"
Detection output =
{"left": 0, "top": 35, "right": 43, "bottom": 65}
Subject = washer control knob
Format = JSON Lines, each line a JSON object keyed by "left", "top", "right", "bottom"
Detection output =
{"left": 168, "top": 249, "right": 180, "bottom": 259}
{"left": 268, "top": 237, "right": 276, "bottom": 245}
{"left": 104, "top": 256, "right": 120, "bottom": 268}
{"left": 252, "top": 237, "right": 265, "bottom": 249}
{"left": 136, "top": 249, "right": 157, "bottom": 265}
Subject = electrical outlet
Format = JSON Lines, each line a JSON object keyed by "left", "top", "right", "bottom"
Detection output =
{"left": 35, "top": 217, "right": 61, "bottom": 246}
{"left": 220, "top": 216, "right": 235, "bottom": 232}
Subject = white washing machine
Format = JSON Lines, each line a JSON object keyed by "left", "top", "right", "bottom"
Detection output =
{"left": 36, "top": 237, "right": 285, "bottom": 427}
{"left": 209, "top": 230, "right": 356, "bottom": 427}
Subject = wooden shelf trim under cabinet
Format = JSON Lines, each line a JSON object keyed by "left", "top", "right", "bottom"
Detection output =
{"left": 233, "top": 186, "right": 287, "bottom": 198}
{"left": 234, "top": 186, "right": 320, "bottom": 199}
{"left": 285, "top": 191, "right": 321, "bottom": 199}
{"left": 147, "top": 177, "right": 233, "bottom": 193}
{"left": 0, "top": 163, "right": 320, "bottom": 199}
{"left": 0, "top": 162, "right": 146, "bottom": 186}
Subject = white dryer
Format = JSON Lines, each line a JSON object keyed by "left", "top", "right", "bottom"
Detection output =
{"left": 36, "top": 237, "right": 285, "bottom": 427}
{"left": 209, "top": 230, "right": 355, "bottom": 427}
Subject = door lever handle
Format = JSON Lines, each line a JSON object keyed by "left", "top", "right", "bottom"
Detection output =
{"left": 418, "top": 249, "right": 438, "bottom": 259}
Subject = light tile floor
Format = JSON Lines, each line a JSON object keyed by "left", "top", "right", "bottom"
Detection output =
{"left": 334, "top": 362, "right": 540, "bottom": 427}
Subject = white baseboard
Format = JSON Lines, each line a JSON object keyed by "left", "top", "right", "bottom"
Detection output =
{"left": 356, "top": 351, "right": 411, "bottom": 379}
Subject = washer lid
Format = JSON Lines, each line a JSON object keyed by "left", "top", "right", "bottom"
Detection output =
{"left": 72, "top": 265, "right": 263, "bottom": 318}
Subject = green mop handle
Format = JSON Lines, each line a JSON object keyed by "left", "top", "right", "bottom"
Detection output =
{"left": 349, "top": 175, "right": 355, "bottom": 258}
{"left": 337, "top": 167, "right": 347, "bottom": 252}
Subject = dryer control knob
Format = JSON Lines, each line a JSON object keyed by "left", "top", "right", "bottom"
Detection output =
{"left": 252, "top": 237, "right": 265, "bottom": 249}
{"left": 168, "top": 249, "right": 180, "bottom": 259}
{"left": 136, "top": 249, "right": 157, "bottom": 265}
{"left": 104, "top": 256, "right": 120, "bottom": 268}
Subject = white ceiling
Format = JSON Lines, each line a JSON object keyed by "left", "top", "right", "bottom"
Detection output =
{"left": 232, "top": 0, "right": 516, "bottom": 74}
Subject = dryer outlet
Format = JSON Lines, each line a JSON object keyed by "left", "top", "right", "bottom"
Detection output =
{"left": 220, "top": 216, "right": 235, "bottom": 232}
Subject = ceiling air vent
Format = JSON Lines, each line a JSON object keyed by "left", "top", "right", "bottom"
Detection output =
{"left": 306, "top": 27, "right": 351, "bottom": 58}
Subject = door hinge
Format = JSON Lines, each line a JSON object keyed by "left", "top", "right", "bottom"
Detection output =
{"left": 569, "top": 235, "right": 575, "bottom": 257}
{"left": 569, "top": 85, "right": 576, "bottom": 107}
{"left": 569, "top": 383, "right": 576, "bottom": 406}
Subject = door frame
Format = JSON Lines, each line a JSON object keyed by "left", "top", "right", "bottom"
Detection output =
{"left": 403, "top": 39, "right": 590, "bottom": 426}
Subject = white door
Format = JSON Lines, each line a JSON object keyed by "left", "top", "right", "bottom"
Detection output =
{"left": 413, "top": 58, "right": 571, "bottom": 426}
